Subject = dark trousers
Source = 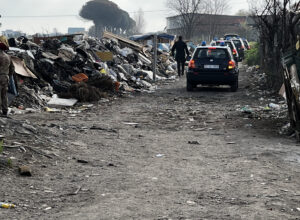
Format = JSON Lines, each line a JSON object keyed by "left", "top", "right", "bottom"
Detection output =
{"left": 0, "top": 75, "right": 9, "bottom": 114}
{"left": 177, "top": 60, "right": 185, "bottom": 76}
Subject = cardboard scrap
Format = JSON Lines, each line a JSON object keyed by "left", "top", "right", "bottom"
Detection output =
{"left": 11, "top": 56, "right": 37, "bottom": 79}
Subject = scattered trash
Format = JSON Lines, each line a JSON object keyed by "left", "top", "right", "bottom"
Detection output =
{"left": 156, "top": 154, "right": 165, "bottom": 158}
{"left": 186, "top": 200, "right": 196, "bottom": 206}
{"left": 122, "top": 122, "right": 139, "bottom": 125}
{"left": 240, "top": 106, "right": 253, "bottom": 114}
{"left": 269, "top": 103, "right": 281, "bottom": 110}
{"left": 72, "top": 73, "right": 89, "bottom": 83}
{"left": 0, "top": 202, "right": 16, "bottom": 209}
{"left": 188, "top": 141, "right": 200, "bottom": 145}
{"left": 47, "top": 95, "right": 78, "bottom": 107}
{"left": 77, "top": 159, "right": 89, "bottom": 164}
{"left": 245, "top": 124, "right": 253, "bottom": 128}
{"left": 280, "top": 123, "right": 293, "bottom": 135}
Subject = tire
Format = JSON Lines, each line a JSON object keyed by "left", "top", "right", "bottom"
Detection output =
{"left": 230, "top": 79, "right": 238, "bottom": 92}
{"left": 187, "top": 81, "right": 194, "bottom": 92}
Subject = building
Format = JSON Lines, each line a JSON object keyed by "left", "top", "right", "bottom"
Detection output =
{"left": 2, "top": 29, "right": 26, "bottom": 38}
{"left": 68, "top": 27, "right": 85, "bottom": 35}
{"left": 166, "top": 14, "right": 258, "bottom": 42}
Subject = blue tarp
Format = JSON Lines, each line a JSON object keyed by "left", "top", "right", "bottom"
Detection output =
{"left": 129, "top": 33, "right": 176, "bottom": 41}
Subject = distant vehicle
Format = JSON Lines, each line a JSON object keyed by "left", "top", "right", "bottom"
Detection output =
{"left": 215, "top": 40, "right": 240, "bottom": 63}
{"left": 224, "top": 33, "right": 240, "bottom": 40}
{"left": 231, "top": 38, "right": 246, "bottom": 61}
{"left": 210, "top": 40, "right": 217, "bottom": 46}
{"left": 186, "top": 41, "right": 197, "bottom": 52}
{"left": 187, "top": 46, "right": 239, "bottom": 92}
{"left": 242, "top": 39, "right": 251, "bottom": 50}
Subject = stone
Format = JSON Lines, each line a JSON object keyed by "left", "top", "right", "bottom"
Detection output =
{"left": 19, "top": 165, "right": 32, "bottom": 176}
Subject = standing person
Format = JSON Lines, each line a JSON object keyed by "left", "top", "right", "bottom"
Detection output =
{"left": 0, "top": 42, "right": 14, "bottom": 116}
{"left": 171, "top": 36, "right": 190, "bottom": 77}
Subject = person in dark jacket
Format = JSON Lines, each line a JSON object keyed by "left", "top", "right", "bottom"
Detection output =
{"left": 171, "top": 36, "right": 190, "bottom": 77}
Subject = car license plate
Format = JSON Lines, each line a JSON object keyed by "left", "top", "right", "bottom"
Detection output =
{"left": 204, "top": 65, "right": 219, "bottom": 69}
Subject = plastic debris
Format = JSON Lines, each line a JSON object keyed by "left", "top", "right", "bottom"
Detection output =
{"left": 0, "top": 202, "right": 16, "bottom": 209}
{"left": 269, "top": 103, "right": 281, "bottom": 110}
{"left": 47, "top": 95, "right": 78, "bottom": 107}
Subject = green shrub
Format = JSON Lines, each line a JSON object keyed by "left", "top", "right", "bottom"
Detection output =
{"left": 244, "top": 42, "right": 260, "bottom": 66}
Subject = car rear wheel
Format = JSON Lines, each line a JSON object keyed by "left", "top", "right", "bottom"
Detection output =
{"left": 187, "top": 81, "right": 194, "bottom": 92}
{"left": 230, "top": 79, "right": 238, "bottom": 92}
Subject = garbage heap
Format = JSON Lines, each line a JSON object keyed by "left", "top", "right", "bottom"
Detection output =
{"left": 5, "top": 32, "right": 178, "bottom": 109}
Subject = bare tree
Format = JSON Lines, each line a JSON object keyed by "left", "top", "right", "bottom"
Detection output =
{"left": 250, "top": 0, "right": 300, "bottom": 88}
{"left": 204, "top": 0, "right": 229, "bottom": 40}
{"left": 166, "top": 0, "right": 204, "bottom": 40}
{"left": 134, "top": 8, "right": 146, "bottom": 34}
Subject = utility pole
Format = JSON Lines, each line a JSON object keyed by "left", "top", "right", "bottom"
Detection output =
{"left": 152, "top": 34, "right": 158, "bottom": 81}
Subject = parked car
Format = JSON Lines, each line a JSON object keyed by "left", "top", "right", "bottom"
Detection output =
{"left": 215, "top": 40, "right": 240, "bottom": 63}
{"left": 224, "top": 33, "right": 239, "bottom": 39}
{"left": 186, "top": 46, "right": 239, "bottom": 92}
{"left": 242, "top": 38, "right": 251, "bottom": 50}
{"left": 231, "top": 38, "right": 246, "bottom": 61}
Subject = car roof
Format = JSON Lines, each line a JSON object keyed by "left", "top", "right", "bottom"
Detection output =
{"left": 196, "top": 46, "right": 230, "bottom": 49}
{"left": 216, "top": 40, "right": 233, "bottom": 43}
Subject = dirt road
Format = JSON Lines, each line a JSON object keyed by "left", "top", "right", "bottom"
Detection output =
{"left": 1, "top": 66, "right": 300, "bottom": 220}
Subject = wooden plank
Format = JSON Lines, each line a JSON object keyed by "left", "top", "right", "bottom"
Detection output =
{"left": 102, "top": 31, "right": 143, "bottom": 51}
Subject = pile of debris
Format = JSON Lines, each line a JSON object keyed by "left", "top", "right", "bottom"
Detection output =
{"left": 3, "top": 32, "right": 177, "bottom": 110}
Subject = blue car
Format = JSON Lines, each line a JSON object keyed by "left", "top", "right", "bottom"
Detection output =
{"left": 186, "top": 46, "right": 239, "bottom": 92}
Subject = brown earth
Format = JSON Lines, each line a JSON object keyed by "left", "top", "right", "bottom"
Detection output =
{"left": 0, "top": 66, "right": 300, "bottom": 220}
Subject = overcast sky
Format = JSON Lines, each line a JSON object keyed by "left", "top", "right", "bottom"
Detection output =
{"left": 0, "top": 0, "right": 249, "bottom": 35}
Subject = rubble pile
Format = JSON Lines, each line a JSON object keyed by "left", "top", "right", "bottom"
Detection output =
{"left": 5, "top": 33, "right": 177, "bottom": 110}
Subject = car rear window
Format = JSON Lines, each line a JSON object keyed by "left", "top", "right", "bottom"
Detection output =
{"left": 225, "top": 42, "right": 233, "bottom": 50}
{"left": 215, "top": 41, "right": 233, "bottom": 50}
{"left": 194, "top": 48, "right": 228, "bottom": 59}
{"left": 233, "top": 40, "right": 242, "bottom": 48}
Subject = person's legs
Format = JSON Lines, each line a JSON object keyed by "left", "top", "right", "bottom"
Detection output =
{"left": 1, "top": 85, "right": 8, "bottom": 115}
{"left": 177, "top": 61, "right": 181, "bottom": 77}
{"left": 181, "top": 61, "right": 185, "bottom": 76}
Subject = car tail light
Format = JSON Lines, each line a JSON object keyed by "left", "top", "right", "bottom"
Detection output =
{"left": 208, "top": 47, "right": 216, "bottom": 50}
{"left": 233, "top": 49, "right": 237, "bottom": 55}
{"left": 228, "top": 60, "right": 235, "bottom": 69}
{"left": 189, "top": 60, "right": 196, "bottom": 69}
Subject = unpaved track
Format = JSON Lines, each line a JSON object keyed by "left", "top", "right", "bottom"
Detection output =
{"left": 1, "top": 67, "right": 300, "bottom": 220}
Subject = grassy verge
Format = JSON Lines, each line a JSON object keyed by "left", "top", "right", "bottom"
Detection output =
{"left": 244, "top": 42, "right": 260, "bottom": 66}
